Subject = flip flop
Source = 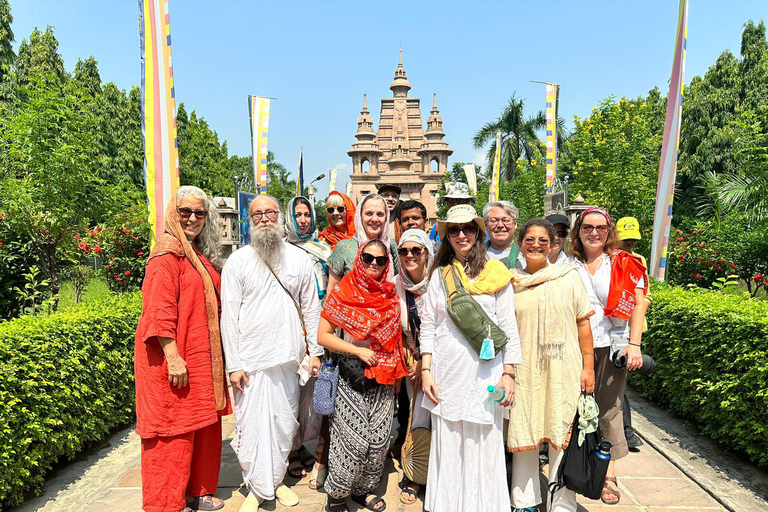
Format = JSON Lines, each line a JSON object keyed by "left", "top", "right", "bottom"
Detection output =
{"left": 351, "top": 493, "right": 386, "bottom": 511}
{"left": 287, "top": 456, "right": 306, "bottom": 479}
{"left": 189, "top": 494, "right": 224, "bottom": 511}
{"left": 298, "top": 445, "right": 316, "bottom": 468}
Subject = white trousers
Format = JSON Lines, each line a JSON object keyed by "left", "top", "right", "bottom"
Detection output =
{"left": 510, "top": 446, "right": 578, "bottom": 512}
{"left": 231, "top": 362, "right": 300, "bottom": 500}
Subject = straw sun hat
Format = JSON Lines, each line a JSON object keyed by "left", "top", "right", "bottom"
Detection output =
{"left": 437, "top": 204, "right": 486, "bottom": 240}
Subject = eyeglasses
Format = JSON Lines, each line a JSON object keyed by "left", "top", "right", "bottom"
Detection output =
{"left": 555, "top": 230, "right": 568, "bottom": 239}
{"left": 177, "top": 207, "right": 207, "bottom": 219}
{"left": 361, "top": 252, "right": 388, "bottom": 266}
{"left": 487, "top": 217, "right": 515, "bottom": 226}
{"left": 326, "top": 206, "right": 346, "bottom": 214}
{"left": 250, "top": 210, "right": 279, "bottom": 221}
{"left": 447, "top": 224, "right": 478, "bottom": 238}
{"left": 523, "top": 237, "right": 551, "bottom": 246}
{"left": 580, "top": 224, "right": 609, "bottom": 235}
{"left": 397, "top": 246, "right": 424, "bottom": 258}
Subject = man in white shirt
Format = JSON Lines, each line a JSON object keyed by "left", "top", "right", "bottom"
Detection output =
{"left": 220, "top": 195, "right": 322, "bottom": 512}
{"left": 483, "top": 200, "right": 520, "bottom": 269}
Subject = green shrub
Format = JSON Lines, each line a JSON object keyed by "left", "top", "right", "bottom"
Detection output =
{"left": 631, "top": 282, "right": 768, "bottom": 468}
{"left": 0, "top": 292, "right": 141, "bottom": 507}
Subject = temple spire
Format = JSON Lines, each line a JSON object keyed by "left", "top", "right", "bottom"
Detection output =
{"left": 390, "top": 48, "right": 411, "bottom": 97}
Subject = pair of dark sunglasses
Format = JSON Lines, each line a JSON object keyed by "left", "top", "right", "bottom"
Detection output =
{"left": 326, "top": 206, "right": 346, "bottom": 214}
{"left": 397, "top": 246, "right": 424, "bottom": 258}
{"left": 554, "top": 230, "right": 568, "bottom": 239}
{"left": 361, "top": 252, "right": 388, "bottom": 266}
{"left": 447, "top": 224, "right": 478, "bottom": 238}
{"left": 177, "top": 207, "right": 208, "bottom": 219}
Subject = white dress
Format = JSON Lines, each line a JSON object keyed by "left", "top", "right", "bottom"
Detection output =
{"left": 419, "top": 269, "right": 522, "bottom": 512}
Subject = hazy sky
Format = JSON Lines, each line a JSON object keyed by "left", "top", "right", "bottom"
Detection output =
{"left": 10, "top": 1, "right": 768, "bottom": 197}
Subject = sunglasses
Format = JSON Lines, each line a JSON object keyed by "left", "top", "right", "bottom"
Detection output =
{"left": 581, "top": 224, "right": 609, "bottom": 234}
{"left": 555, "top": 230, "right": 568, "bottom": 239}
{"left": 177, "top": 207, "right": 208, "bottom": 219}
{"left": 326, "top": 206, "right": 346, "bottom": 214}
{"left": 447, "top": 224, "right": 478, "bottom": 238}
{"left": 397, "top": 246, "right": 424, "bottom": 258}
{"left": 361, "top": 252, "right": 388, "bottom": 266}
{"left": 523, "top": 237, "right": 551, "bottom": 246}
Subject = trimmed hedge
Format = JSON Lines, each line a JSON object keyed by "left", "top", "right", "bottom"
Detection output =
{"left": 0, "top": 292, "right": 141, "bottom": 507}
{"left": 631, "top": 283, "right": 768, "bottom": 468}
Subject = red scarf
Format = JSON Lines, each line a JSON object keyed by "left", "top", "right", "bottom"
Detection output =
{"left": 321, "top": 241, "right": 407, "bottom": 385}
{"left": 605, "top": 250, "right": 648, "bottom": 321}
{"left": 319, "top": 191, "right": 356, "bottom": 250}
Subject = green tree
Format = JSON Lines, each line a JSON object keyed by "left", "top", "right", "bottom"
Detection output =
{"left": 176, "top": 103, "right": 232, "bottom": 196}
{"left": 0, "top": 0, "right": 14, "bottom": 82}
{"left": 265, "top": 152, "right": 296, "bottom": 209}
{"left": 15, "top": 26, "right": 67, "bottom": 88}
{"left": 472, "top": 94, "right": 546, "bottom": 182}
{"left": 73, "top": 56, "right": 101, "bottom": 97}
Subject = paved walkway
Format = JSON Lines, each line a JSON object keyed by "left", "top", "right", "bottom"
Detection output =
{"left": 13, "top": 389, "right": 768, "bottom": 512}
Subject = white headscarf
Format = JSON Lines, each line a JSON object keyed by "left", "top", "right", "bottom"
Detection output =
{"left": 284, "top": 196, "right": 332, "bottom": 262}
{"left": 397, "top": 228, "right": 434, "bottom": 295}
{"left": 354, "top": 193, "right": 394, "bottom": 281}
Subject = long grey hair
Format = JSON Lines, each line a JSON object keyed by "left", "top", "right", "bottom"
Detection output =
{"left": 176, "top": 185, "right": 222, "bottom": 268}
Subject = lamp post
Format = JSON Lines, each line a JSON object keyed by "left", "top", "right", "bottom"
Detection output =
{"left": 307, "top": 173, "right": 326, "bottom": 204}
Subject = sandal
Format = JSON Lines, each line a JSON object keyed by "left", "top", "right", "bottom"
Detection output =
{"left": 601, "top": 476, "right": 621, "bottom": 505}
{"left": 287, "top": 456, "right": 306, "bottom": 479}
{"left": 298, "top": 445, "right": 316, "bottom": 468}
{"left": 351, "top": 493, "right": 386, "bottom": 511}
{"left": 308, "top": 465, "right": 328, "bottom": 490}
{"left": 327, "top": 497, "right": 348, "bottom": 512}
{"left": 189, "top": 494, "right": 224, "bottom": 511}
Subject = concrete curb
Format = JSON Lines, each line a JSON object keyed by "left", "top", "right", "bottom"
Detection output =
{"left": 627, "top": 387, "right": 768, "bottom": 512}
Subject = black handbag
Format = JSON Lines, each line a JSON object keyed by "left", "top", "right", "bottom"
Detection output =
{"left": 548, "top": 397, "right": 611, "bottom": 501}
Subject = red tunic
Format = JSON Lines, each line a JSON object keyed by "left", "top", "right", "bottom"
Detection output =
{"left": 135, "top": 252, "right": 232, "bottom": 438}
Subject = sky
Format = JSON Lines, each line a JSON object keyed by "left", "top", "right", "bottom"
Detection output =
{"left": 10, "top": 0, "right": 768, "bottom": 198}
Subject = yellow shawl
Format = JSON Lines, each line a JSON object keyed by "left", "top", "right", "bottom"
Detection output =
{"left": 451, "top": 258, "right": 510, "bottom": 295}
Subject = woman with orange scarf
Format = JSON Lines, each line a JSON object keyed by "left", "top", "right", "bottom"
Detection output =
{"left": 135, "top": 186, "right": 232, "bottom": 512}
{"left": 318, "top": 240, "right": 408, "bottom": 512}
{"left": 319, "top": 191, "right": 356, "bottom": 250}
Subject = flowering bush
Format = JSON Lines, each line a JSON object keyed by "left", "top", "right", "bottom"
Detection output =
{"left": 75, "top": 208, "right": 150, "bottom": 292}
{"left": 667, "top": 217, "right": 768, "bottom": 296}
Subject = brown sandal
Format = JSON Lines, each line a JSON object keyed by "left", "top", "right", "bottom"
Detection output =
{"left": 601, "top": 476, "right": 620, "bottom": 505}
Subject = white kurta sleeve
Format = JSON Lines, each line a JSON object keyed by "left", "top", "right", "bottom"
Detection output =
{"left": 299, "top": 256, "right": 323, "bottom": 357}
{"left": 496, "top": 283, "right": 523, "bottom": 365}
{"left": 220, "top": 257, "right": 244, "bottom": 373}
{"left": 418, "top": 272, "right": 443, "bottom": 355}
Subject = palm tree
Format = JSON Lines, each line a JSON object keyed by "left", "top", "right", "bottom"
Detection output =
{"left": 473, "top": 94, "right": 546, "bottom": 182}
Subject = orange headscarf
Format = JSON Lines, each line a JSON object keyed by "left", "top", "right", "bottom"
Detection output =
{"left": 321, "top": 241, "right": 407, "bottom": 386}
{"left": 319, "top": 191, "right": 356, "bottom": 250}
{"left": 147, "top": 200, "right": 227, "bottom": 410}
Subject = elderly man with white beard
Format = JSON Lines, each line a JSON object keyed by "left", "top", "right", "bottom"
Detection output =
{"left": 220, "top": 195, "right": 322, "bottom": 512}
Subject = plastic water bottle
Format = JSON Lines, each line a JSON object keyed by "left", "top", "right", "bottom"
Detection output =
{"left": 487, "top": 385, "right": 505, "bottom": 403}
{"left": 596, "top": 441, "right": 612, "bottom": 461}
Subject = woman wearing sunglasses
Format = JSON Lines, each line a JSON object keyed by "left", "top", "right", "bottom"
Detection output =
{"left": 420, "top": 205, "right": 522, "bottom": 512}
{"left": 318, "top": 240, "right": 408, "bottom": 512}
{"left": 506, "top": 218, "right": 595, "bottom": 512}
{"left": 567, "top": 207, "right": 649, "bottom": 505}
{"left": 319, "top": 191, "right": 356, "bottom": 250}
{"left": 327, "top": 193, "right": 399, "bottom": 292}
{"left": 393, "top": 228, "right": 434, "bottom": 505}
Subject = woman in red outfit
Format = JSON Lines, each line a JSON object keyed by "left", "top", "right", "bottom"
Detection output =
{"left": 135, "top": 186, "right": 232, "bottom": 512}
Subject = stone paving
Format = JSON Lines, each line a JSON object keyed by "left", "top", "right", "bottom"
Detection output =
{"left": 16, "top": 389, "right": 767, "bottom": 512}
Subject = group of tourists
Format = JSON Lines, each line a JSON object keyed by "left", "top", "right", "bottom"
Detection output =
{"left": 135, "top": 181, "right": 651, "bottom": 512}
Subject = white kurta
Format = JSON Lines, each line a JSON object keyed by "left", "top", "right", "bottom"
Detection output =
{"left": 419, "top": 269, "right": 522, "bottom": 512}
{"left": 220, "top": 242, "right": 322, "bottom": 498}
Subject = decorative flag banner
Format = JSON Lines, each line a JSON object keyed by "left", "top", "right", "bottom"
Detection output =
{"left": 295, "top": 147, "right": 304, "bottom": 197}
{"left": 328, "top": 168, "right": 338, "bottom": 193}
{"left": 248, "top": 95, "right": 270, "bottom": 194}
{"left": 463, "top": 163, "right": 477, "bottom": 195}
{"left": 545, "top": 83, "right": 559, "bottom": 194}
{"left": 346, "top": 181, "right": 353, "bottom": 198}
{"left": 650, "top": 0, "right": 689, "bottom": 281}
{"left": 139, "top": 0, "right": 180, "bottom": 244}
{"left": 489, "top": 132, "right": 501, "bottom": 202}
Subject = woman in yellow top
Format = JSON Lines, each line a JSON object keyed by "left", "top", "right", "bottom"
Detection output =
{"left": 507, "top": 218, "right": 596, "bottom": 512}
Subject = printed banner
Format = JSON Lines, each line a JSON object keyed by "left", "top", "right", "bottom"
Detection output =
{"left": 328, "top": 168, "right": 338, "bottom": 193}
{"left": 295, "top": 147, "right": 304, "bottom": 197}
{"left": 489, "top": 132, "right": 501, "bottom": 202}
{"left": 248, "top": 95, "right": 270, "bottom": 194}
{"left": 650, "top": 0, "right": 689, "bottom": 281}
{"left": 238, "top": 191, "right": 257, "bottom": 245}
{"left": 545, "top": 83, "right": 559, "bottom": 194}
{"left": 463, "top": 163, "right": 477, "bottom": 195}
{"left": 139, "top": 0, "right": 180, "bottom": 244}
{"left": 346, "top": 181, "right": 353, "bottom": 198}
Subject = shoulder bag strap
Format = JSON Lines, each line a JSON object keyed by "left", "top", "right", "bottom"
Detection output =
{"left": 264, "top": 261, "right": 308, "bottom": 346}
{"left": 405, "top": 289, "right": 421, "bottom": 349}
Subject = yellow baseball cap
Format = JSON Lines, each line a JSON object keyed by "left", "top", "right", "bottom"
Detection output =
{"left": 616, "top": 217, "right": 641, "bottom": 240}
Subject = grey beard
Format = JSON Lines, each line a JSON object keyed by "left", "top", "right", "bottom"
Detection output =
{"left": 249, "top": 222, "right": 284, "bottom": 271}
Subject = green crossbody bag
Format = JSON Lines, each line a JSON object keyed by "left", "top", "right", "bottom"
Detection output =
{"left": 441, "top": 265, "right": 507, "bottom": 359}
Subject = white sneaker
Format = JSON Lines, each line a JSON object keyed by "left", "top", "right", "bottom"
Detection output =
{"left": 239, "top": 492, "right": 263, "bottom": 512}
{"left": 276, "top": 484, "right": 299, "bottom": 507}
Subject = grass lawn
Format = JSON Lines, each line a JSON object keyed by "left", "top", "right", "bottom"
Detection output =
{"left": 58, "top": 278, "right": 112, "bottom": 310}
